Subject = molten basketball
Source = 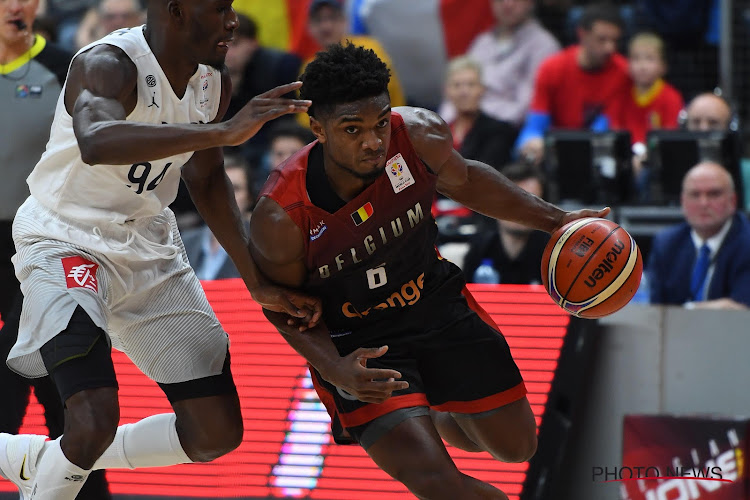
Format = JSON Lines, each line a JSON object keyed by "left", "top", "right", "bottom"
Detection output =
{"left": 541, "top": 218, "right": 643, "bottom": 318}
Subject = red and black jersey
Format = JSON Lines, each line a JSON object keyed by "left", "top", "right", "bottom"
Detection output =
{"left": 260, "top": 112, "right": 466, "bottom": 345}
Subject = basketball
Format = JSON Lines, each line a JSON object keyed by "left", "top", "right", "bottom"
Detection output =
{"left": 541, "top": 218, "right": 643, "bottom": 318}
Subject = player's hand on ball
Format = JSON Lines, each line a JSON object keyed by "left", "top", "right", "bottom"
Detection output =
{"left": 325, "top": 346, "right": 409, "bottom": 404}
{"left": 552, "top": 207, "right": 611, "bottom": 234}
{"left": 250, "top": 284, "right": 322, "bottom": 328}
{"left": 223, "top": 82, "right": 311, "bottom": 146}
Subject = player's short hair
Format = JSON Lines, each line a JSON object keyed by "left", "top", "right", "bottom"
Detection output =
{"left": 578, "top": 3, "right": 623, "bottom": 31}
{"left": 300, "top": 42, "right": 391, "bottom": 119}
{"left": 628, "top": 32, "right": 665, "bottom": 61}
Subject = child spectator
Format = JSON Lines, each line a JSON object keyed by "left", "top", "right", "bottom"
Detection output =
{"left": 613, "top": 32, "right": 683, "bottom": 146}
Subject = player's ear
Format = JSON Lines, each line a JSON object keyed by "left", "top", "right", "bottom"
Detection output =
{"left": 309, "top": 117, "right": 327, "bottom": 144}
{"left": 167, "top": 1, "right": 184, "bottom": 23}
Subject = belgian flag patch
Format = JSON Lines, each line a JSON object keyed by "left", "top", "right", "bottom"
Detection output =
{"left": 350, "top": 202, "right": 374, "bottom": 226}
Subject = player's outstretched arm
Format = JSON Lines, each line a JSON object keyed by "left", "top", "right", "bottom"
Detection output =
{"left": 68, "top": 45, "right": 310, "bottom": 165}
{"left": 399, "top": 107, "right": 609, "bottom": 233}
{"left": 250, "top": 197, "right": 408, "bottom": 403}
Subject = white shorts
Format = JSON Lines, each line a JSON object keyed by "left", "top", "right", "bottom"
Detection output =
{"left": 8, "top": 196, "right": 229, "bottom": 383}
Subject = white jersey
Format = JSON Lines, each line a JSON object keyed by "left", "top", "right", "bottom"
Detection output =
{"left": 27, "top": 26, "right": 223, "bottom": 224}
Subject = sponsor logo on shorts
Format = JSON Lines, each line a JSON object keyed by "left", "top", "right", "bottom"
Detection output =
{"left": 62, "top": 256, "right": 99, "bottom": 292}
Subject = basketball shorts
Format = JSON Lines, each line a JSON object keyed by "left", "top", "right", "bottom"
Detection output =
{"left": 7, "top": 196, "right": 229, "bottom": 384}
{"left": 310, "top": 288, "right": 527, "bottom": 446}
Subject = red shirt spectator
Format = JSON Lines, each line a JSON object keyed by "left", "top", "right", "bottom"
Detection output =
{"left": 529, "top": 45, "right": 629, "bottom": 129}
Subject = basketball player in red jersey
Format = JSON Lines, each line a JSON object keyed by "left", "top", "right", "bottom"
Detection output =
{"left": 249, "top": 43, "right": 608, "bottom": 499}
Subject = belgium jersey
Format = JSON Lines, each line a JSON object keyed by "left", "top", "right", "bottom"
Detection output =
{"left": 261, "top": 112, "right": 468, "bottom": 346}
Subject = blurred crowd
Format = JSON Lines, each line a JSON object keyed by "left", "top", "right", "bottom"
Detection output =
{"left": 4, "top": 0, "right": 749, "bottom": 300}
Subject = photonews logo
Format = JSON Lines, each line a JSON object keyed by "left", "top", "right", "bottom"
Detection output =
{"left": 592, "top": 447, "right": 742, "bottom": 500}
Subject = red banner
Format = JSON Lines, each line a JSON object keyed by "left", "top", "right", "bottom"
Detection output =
{"left": 622, "top": 415, "right": 750, "bottom": 500}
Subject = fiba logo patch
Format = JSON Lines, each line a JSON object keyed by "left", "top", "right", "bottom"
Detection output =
{"left": 385, "top": 153, "right": 415, "bottom": 193}
{"left": 390, "top": 162, "right": 404, "bottom": 177}
{"left": 145, "top": 75, "right": 157, "bottom": 87}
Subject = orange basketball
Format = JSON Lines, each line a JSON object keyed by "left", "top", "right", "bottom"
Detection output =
{"left": 541, "top": 218, "right": 643, "bottom": 319}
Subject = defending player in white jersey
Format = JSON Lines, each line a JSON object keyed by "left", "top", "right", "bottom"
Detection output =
{"left": 0, "top": 1, "right": 320, "bottom": 498}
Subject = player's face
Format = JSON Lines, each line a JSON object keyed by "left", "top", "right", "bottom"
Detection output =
{"left": 628, "top": 43, "right": 664, "bottom": 88}
{"left": 314, "top": 92, "right": 392, "bottom": 183}
{"left": 492, "top": 0, "right": 533, "bottom": 30}
{"left": 0, "top": 0, "right": 38, "bottom": 45}
{"left": 445, "top": 67, "right": 483, "bottom": 115}
{"left": 681, "top": 165, "right": 737, "bottom": 239}
{"left": 579, "top": 21, "right": 621, "bottom": 69}
{"left": 185, "top": 0, "right": 238, "bottom": 69}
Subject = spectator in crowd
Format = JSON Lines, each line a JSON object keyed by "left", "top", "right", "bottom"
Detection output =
{"left": 440, "top": 0, "right": 560, "bottom": 127}
{"left": 75, "top": 0, "right": 145, "bottom": 49}
{"left": 515, "top": 3, "right": 629, "bottom": 164}
{"left": 684, "top": 92, "right": 733, "bottom": 132}
{"left": 0, "top": 0, "right": 110, "bottom": 496}
{"left": 305, "top": 0, "right": 405, "bottom": 112}
{"left": 635, "top": 0, "right": 718, "bottom": 99}
{"left": 613, "top": 32, "right": 683, "bottom": 146}
{"left": 267, "top": 122, "right": 315, "bottom": 169}
{"left": 441, "top": 56, "right": 518, "bottom": 171}
{"left": 611, "top": 32, "right": 683, "bottom": 196}
{"left": 647, "top": 161, "right": 750, "bottom": 309}
{"left": 224, "top": 13, "right": 302, "bottom": 166}
{"left": 182, "top": 154, "right": 253, "bottom": 281}
{"left": 462, "top": 163, "right": 551, "bottom": 285}
{"left": 37, "top": 0, "right": 97, "bottom": 51}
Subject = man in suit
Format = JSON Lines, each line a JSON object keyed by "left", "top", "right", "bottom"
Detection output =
{"left": 647, "top": 161, "right": 750, "bottom": 309}
{"left": 182, "top": 154, "right": 253, "bottom": 281}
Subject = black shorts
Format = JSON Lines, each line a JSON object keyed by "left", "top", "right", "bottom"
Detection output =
{"left": 310, "top": 288, "right": 526, "bottom": 446}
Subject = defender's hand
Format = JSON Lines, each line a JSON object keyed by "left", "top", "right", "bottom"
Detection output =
{"left": 223, "top": 82, "right": 311, "bottom": 146}
{"left": 324, "top": 346, "right": 409, "bottom": 404}
{"left": 250, "top": 284, "right": 322, "bottom": 328}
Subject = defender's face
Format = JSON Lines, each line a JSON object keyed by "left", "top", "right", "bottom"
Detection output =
{"left": 315, "top": 92, "right": 392, "bottom": 182}
{"left": 186, "top": 0, "right": 238, "bottom": 68}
